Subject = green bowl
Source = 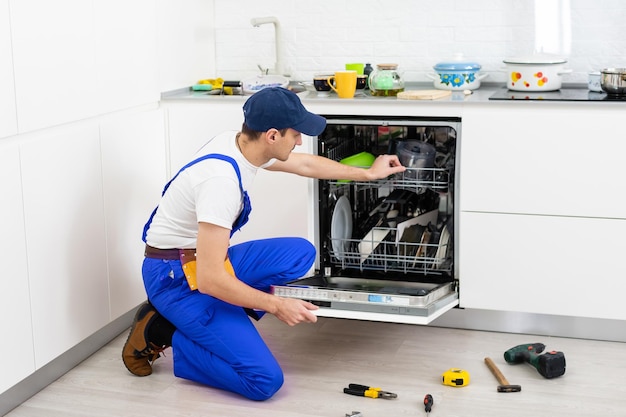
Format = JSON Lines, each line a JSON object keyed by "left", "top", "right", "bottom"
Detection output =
{"left": 338, "top": 152, "right": 376, "bottom": 182}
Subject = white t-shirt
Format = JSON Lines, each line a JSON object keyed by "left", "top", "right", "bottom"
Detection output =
{"left": 145, "top": 130, "right": 274, "bottom": 249}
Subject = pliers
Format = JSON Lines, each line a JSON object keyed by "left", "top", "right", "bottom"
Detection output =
{"left": 343, "top": 383, "right": 398, "bottom": 399}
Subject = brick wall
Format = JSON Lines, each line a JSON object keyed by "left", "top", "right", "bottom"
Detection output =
{"left": 211, "top": 0, "right": 626, "bottom": 85}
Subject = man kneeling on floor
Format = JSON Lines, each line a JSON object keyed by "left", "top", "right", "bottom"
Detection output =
{"left": 122, "top": 87, "right": 405, "bottom": 400}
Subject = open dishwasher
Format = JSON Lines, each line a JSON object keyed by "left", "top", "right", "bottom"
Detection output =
{"left": 271, "top": 116, "right": 460, "bottom": 324}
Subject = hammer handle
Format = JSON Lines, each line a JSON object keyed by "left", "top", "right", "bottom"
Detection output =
{"left": 484, "top": 357, "right": 510, "bottom": 385}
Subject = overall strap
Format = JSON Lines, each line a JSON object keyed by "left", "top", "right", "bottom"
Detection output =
{"left": 142, "top": 153, "right": 247, "bottom": 242}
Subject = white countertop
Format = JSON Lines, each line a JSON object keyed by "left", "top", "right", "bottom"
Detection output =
{"left": 162, "top": 82, "right": 499, "bottom": 103}
{"left": 160, "top": 83, "right": 624, "bottom": 121}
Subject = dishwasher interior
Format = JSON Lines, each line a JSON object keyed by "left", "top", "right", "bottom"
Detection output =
{"left": 271, "top": 116, "right": 460, "bottom": 319}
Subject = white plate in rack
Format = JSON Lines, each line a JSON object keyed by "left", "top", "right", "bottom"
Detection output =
{"left": 330, "top": 195, "right": 353, "bottom": 261}
{"left": 434, "top": 225, "right": 450, "bottom": 268}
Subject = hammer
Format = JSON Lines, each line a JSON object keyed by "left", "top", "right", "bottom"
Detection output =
{"left": 484, "top": 357, "right": 522, "bottom": 392}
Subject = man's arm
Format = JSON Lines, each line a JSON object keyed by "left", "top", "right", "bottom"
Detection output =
{"left": 194, "top": 221, "right": 318, "bottom": 325}
{"left": 266, "top": 152, "right": 405, "bottom": 180}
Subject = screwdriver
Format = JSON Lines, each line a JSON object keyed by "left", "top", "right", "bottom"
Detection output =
{"left": 424, "top": 394, "right": 433, "bottom": 414}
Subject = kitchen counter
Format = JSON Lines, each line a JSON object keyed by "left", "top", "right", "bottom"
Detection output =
{"left": 161, "top": 82, "right": 625, "bottom": 105}
{"left": 162, "top": 82, "right": 498, "bottom": 103}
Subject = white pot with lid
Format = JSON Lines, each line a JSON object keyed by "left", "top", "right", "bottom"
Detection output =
{"left": 503, "top": 53, "right": 572, "bottom": 92}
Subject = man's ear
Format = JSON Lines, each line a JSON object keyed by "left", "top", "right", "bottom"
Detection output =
{"left": 266, "top": 128, "right": 279, "bottom": 142}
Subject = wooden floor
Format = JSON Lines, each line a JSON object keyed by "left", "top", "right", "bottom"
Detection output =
{"left": 6, "top": 316, "right": 626, "bottom": 417}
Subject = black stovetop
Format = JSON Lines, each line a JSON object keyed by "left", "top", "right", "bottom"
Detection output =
{"left": 489, "top": 87, "right": 626, "bottom": 102}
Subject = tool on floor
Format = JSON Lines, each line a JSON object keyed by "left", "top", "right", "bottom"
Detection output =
{"left": 504, "top": 343, "right": 566, "bottom": 379}
{"left": 343, "top": 383, "right": 398, "bottom": 399}
{"left": 442, "top": 368, "right": 470, "bottom": 387}
{"left": 424, "top": 394, "right": 433, "bottom": 414}
{"left": 484, "top": 357, "right": 522, "bottom": 393}
{"left": 345, "top": 412, "right": 362, "bottom": 417}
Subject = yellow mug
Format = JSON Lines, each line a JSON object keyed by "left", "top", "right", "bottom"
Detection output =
{"left": 327, "top": 70, "right": 357, "bottom": 98}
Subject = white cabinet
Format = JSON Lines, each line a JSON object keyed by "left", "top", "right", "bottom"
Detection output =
{"left": 460, "top": 103, "right": 626, "bottom": 219}
{"left": 0, "top": 142, "right": 35, "bottom": 393}
{"left": 0, "top": 106, "right": 168, "bottom": 391}
{"left": 10, "top": 0, "right": 99, "bottom": 132}
{"left": 0, "top": 0, "right": 17, "bottom": 138}
{"left": 100, "top": 108, "right": 167, "bottom": 319}
{"left": 20, "top": 125, "right": 110, "bottom": 368}
{"left": 459, "top": 211, "right": 626, "bottom": 320}
{"left": 93, "top": 0, "right": 159, "bottom": 114}
{"left": 237, "top": 166, "right": 314, "bottom": 245}
{"left": 156, "top": 0, "right": 216, "bottom": 92}
{"left": 459, "top": 102, "right": 626, "bottom": 320}
{"left": 165, "top": 100, "right": 245, "bottom": 173}
{"left": 163, "top": 100, "right": 314, "bottom": 245}
{"left": 10, "top": 0, "right": 159, "bottom": 133}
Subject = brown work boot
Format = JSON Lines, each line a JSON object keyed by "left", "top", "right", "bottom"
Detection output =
{"left": 122, "top": 301, "right": 169, "bottom": 376}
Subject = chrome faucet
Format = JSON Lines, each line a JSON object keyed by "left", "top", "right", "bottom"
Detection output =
{"left": 250, "top": 16, "right": 284, "bottom": 76}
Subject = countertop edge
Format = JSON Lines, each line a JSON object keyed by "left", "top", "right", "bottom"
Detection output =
{"left": 160, "top": 82, "right": 624, "bottom": 105}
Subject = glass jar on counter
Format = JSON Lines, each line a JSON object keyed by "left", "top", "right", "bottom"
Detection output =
{"left": 368, "top": 63, "right": 405, "bottom": 96}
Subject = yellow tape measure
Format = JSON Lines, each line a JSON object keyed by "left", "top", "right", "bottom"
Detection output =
{"left": 442, "top": 368, "right": 470, "bottom": 387}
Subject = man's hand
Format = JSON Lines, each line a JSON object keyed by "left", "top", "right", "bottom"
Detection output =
{"left": 273, "top": 297, "right": 319, "bottom": 326}
{"left": 366, "top": 154, "right": 406, "bottom": 180}
{"left": 266, "top": 152, "right": 405, "bottom": 182}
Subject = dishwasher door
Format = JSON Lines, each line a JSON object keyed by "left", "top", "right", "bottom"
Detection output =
{"left": 271, "top": 277, "right": 458, "bottom": 324}
{"left": 271, "top": 116, "right": 460, "bottom": 324}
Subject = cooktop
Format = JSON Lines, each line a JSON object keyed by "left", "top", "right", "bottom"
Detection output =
{"left": 489, "top": 87, "right": 626, "bottom": 102}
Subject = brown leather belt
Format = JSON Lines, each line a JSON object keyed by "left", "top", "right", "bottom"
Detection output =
{"left": 144, "top": 245, "right": 189, "bottom": 260}
{"left": 144, "top": 245, "right": 259, "bottom": 318}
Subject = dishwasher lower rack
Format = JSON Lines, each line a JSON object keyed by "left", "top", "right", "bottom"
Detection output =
{"left": 328, "top": 204, "right": 452, "bottom": 276}
{"left": 329, "top": 229, "right": 451, "bottom": 275}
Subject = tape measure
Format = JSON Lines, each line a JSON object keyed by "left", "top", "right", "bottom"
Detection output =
{"left": 442, "top": 368, "right": 470, "bottom": 387}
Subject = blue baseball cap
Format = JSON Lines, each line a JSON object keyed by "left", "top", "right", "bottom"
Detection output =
{"left": 243, "top": 87, "right": 327, "bottom": 136}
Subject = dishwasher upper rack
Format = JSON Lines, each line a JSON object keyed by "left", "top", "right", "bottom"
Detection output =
{"left": 328, "top": 166, "right": 450, "bottom": 193}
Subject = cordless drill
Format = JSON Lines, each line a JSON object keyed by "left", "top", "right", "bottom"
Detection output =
{"left": 504, "top": 343, "right": 566, "bottom": 379}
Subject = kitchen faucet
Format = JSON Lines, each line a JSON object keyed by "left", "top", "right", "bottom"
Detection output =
{"left": 250, "top": 16, "right": 285, "bottom": 76}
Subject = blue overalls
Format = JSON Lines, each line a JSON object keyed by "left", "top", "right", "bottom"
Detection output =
{"left": 141, "top": 154, "right": 316, "bottom": 401}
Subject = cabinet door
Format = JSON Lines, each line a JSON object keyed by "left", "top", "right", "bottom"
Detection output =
{"left": 460, "top": 103, "right": 626, "bottom": 219}
{"left": 459, "top": 211, "right": 626, "bottom": 320}
{"left": 0, "top": 142, "right": 35, "bottom": 393}
{"left": 235, "top": 149, "right": 314, "bottom": 245}
{"left": 0, "top": 0, "right": 17, "bottom": 138}
{"left": 165, "top": 101, "right": 245, "bottom": 173}
{"left": 20, "top": 125, "right": 110, "bottom": 368}
{"left": 93, "top": 0, "right": 159, "bottom": 113}
{"left": 156, "top": 0, "right": 216, "bottom": 92}
{"left": 10, "top": 0, "right": 98, "bottom": 132}
{"left": 100, "top": 108, "right": 166, "bottom": 319}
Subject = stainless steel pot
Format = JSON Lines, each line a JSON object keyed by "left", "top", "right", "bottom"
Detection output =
{"left": 601, "top": 68, "right": 626, "bottom": 96}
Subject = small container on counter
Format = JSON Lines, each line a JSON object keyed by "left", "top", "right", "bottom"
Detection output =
{"left": 368, "top": 63, "right": 405, "bottom": 97}
{"left": 588, "top": 71, "right": 602, "bottom": 92}
{"left": 363, "top": 63, "right": 374, "bottom": 90}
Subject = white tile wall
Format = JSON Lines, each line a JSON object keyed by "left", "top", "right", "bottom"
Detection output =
{"left": 213, "top": 0, "right": 626, "bottom": 84}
